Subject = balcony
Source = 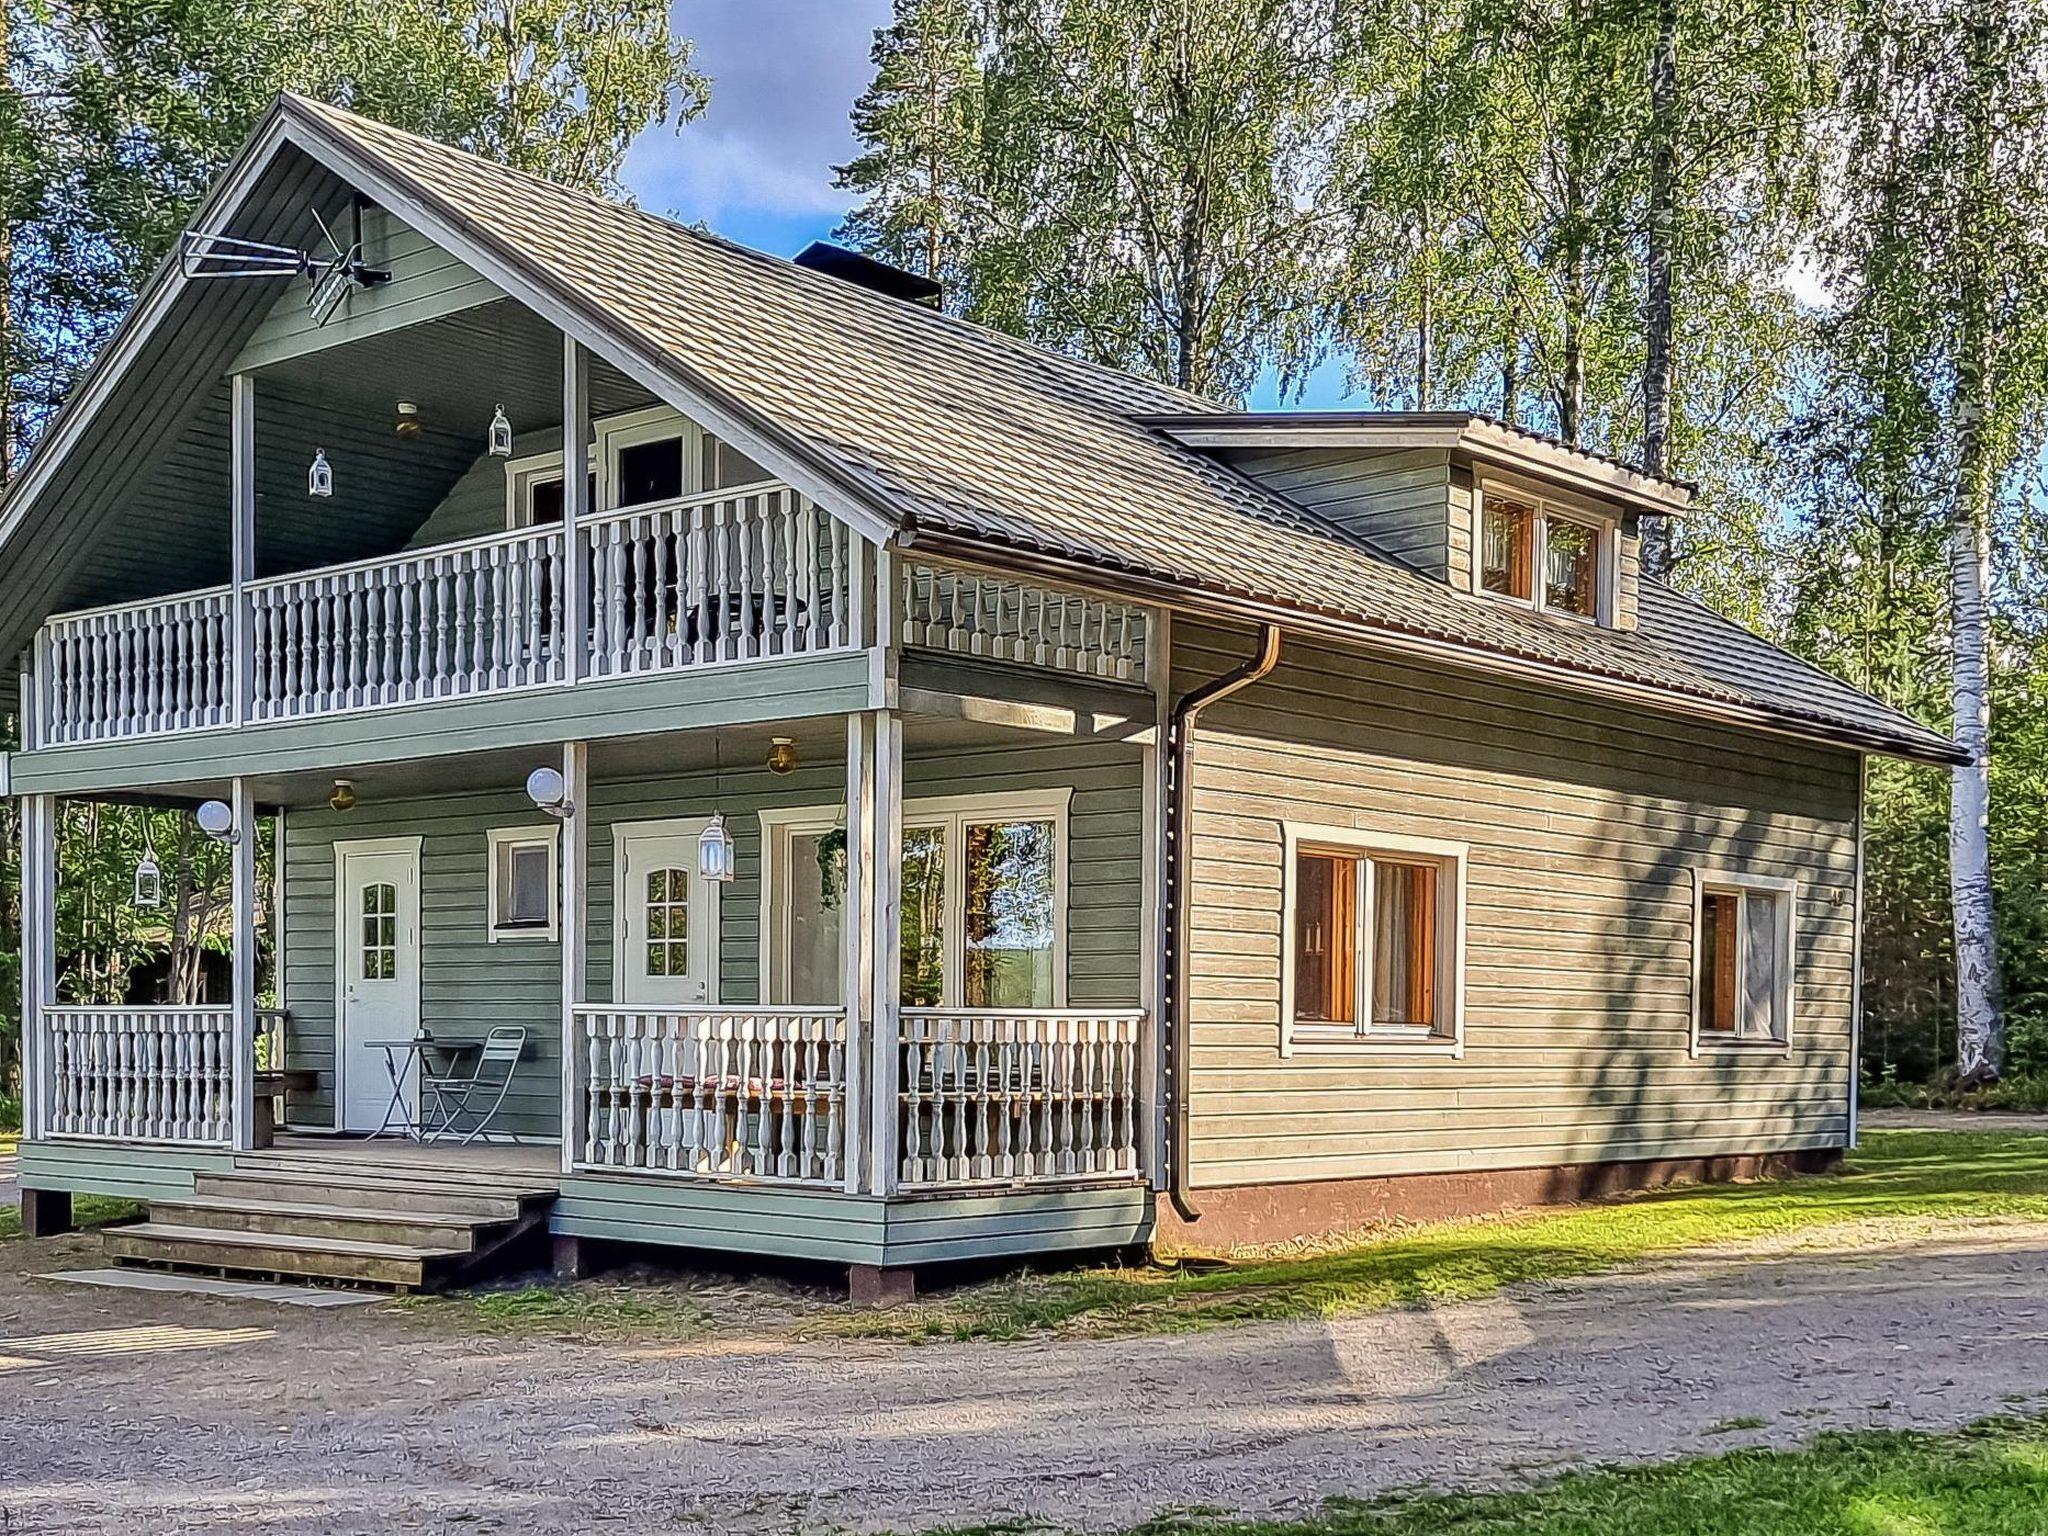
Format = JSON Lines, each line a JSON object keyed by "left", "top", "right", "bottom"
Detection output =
{"left": 24, "top": 483, "right": 864, "bottom": 749}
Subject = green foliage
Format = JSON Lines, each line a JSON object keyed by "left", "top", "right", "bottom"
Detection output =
{"left": 838, "top": 1130, "right": 2048, "bottom": 1340}
{"left": 1041, "top": 1416, "right": 2048, "bottom": 1536}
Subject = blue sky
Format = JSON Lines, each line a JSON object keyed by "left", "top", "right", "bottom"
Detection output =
{"left": 622, "top": 1, "right": 1360, "bottom": 409}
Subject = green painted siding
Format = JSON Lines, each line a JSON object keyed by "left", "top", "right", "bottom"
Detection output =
{"left": 1175, "top": 620, "right": 1861, "bottom": 1191}
{"left": 18, "top": 1139, "right": 232, "bottom": 1199}
{"left": 406, "top": 426, "right": 565, "bottom": 549}
{"left": 281, "top": 733, "right": 1145, "bottom": 1134}
{"left": 1230, "top": 447, "right": 1459, "bottom": 579}
{"left": 233, "top": 208, "right": 501, "bottom": 373}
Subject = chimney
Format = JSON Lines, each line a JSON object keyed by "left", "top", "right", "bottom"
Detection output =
{"left": 792, "top": 242, "right": 942, "bottom": 309}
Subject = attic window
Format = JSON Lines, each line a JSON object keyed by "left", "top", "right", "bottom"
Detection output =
{"left": 1477, "top": 481, "right": 1615, "bottom": 625}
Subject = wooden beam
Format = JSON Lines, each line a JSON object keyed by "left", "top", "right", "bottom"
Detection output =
{"left": 562, "top": 337, "right": 590, "bottom": 687}
{"left": 867, "top": 709, "right": 903, "bottom": 1195}
{"left": 841, "top": 712, "right": 875, "bottom": 1195}
{"left": 19, "top": 794, "right": 54, "bottom": 1140}
{"left": 559, "top": 739, "right": 589, "bottom": 1175}
{"left": 230, "top": 373, "right": 256, "bottom": 725}
{"left": 229, "top": 775, "right": 259, "bottom": 1150}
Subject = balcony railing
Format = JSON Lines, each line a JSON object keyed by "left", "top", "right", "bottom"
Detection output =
{"left": 900, "top": 561, "right": 1148, "bottom": 685}
{"left": 40, "top": 1006, "right": 237, "bottom": 1146}
{"left": 27, "top": 484, "right": 862, "bottom": 747}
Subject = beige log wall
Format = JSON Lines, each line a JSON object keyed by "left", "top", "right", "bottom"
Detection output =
{"left": 1176, "top": 621, "right": 1860, "bottom": 1190}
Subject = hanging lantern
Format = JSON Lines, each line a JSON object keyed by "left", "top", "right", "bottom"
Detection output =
{"left": 488, "top": 403, "right": 514, "bottom": 458}
{"left": 133, "top": 851, "right": 163, "bottom": 909}
{"left": 698, "top": 813, "right": 736, "bottom": 884}
{"left": 308, "top": 447, "right": 334, "bottom": 498}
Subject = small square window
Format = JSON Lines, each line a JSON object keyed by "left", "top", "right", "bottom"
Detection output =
{"left": 1481, "top": 498, "right": 1535, "bottom": 600}
{"left": 1695, "top": 875, "right": 1794, "bottom": 1049}
{"left": 1544, "top": 517, "right": 1598, "bottom": 617}
{"left": 1286, "top": 829, "right": 1463, "bottom": 1052}
{"left": 488, "top": 828, "right": 558, "bottom": 942}
{"left": 1477, "top": 483, "right": 1612, "bottom": 624}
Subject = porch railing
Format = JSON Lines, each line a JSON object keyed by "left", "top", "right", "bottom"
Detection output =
{"left": 38, "top": 588, "right": 234, "bottom": 746}
{"left": 583, "top": 485, "right": 856, "bottom": 677}
{"left": 895, "top": 1008, "right": 1144, "bottom": 1187}
{"left": 40, "top": 1006, "right": 236, "bottom": 1146}
{"left": 249, "top": 526, "right": 566, "bottom": 719}
{"left": 28, "top": 484, "right": 862, "bottom": 746}
{"left": 571, "top": 1006, "right": 851, "bottom": 1185}
{"left": 900, "top": 562, "right": 1148, "bottom": 685}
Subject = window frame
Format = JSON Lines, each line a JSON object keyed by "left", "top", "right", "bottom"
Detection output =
{"left": 1474, "top": 473, "right": 1622, "bottom": 628}
{"left": 504, "top": 406, "right": 719, "bottom": 530}
{"left": 485, "top": 825, "right": 560, "bottom": 944}
{"left": 758, "top": 788, "right": 1073, "bottom": 1009}
{"left": 1280, "top": 823, "right": 1468, "bottom": 1057}
{"left": 1690, "top": 868, "right": 1798, "bottom": 1056}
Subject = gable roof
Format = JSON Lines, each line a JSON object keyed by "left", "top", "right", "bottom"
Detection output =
{"left": 0, "top": 95, "right": 1961, "bottom": 767}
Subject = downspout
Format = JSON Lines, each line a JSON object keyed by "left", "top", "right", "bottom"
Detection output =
{"left": 1163, "top": 623, "right": 1282, "bottom": 1222}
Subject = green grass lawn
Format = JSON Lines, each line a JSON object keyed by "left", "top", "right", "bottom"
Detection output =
{"left": 849, "top": 1129, "right": 2048, "bottom": 1342}
{"left": 1021, "top": 1416, "right": 2048, "bottom": 1536}
{"left": 0, "top": 1193, "right": 140, "bottom": 1241}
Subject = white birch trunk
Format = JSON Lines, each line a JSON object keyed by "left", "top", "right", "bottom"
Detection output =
{"left": 1948, "top": 427, "right": 2003, "bottom": 1083}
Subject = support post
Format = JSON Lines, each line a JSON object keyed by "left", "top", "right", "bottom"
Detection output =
{"left": 866, "top": 709, "right": 903, "bottom": 1195}
{"left": 559, "top": 740, "right": 589, "bottom": 1174}
{"left": 229, "top": 776, "right": 258, "bottom": 1150}
{"left": 842, "top": 714, "right": 876, "bottom": 1194}
{"left": 229, "top": 373, "right": 255, "bottom": 726}
{"left": 19, "top": 1189, "right": 71, "bottom": 1239}
{"left": 1139, "top": 610, "right": 1172, "bottom": 1183}
{"left": 20, "top": 793, "right": 55, "bottom": 1141}
{"left": 562, "top": 339, "right": 590, "bottom": 686}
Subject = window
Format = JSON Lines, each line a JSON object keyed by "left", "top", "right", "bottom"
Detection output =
{"left": 505, "top": 407, "right": 783, "bottom": 530}
{"left": 487, "top": 827, "right": 559, "bottom": 942}
{"left": 1693, "top": 872, "right": 1795, "bottom": 1051}
{"left": 361, "top": 883, "right": 399, "bottom": 980}
{"left": 1476, "top": 479, "right": 1615, "bottom": 624}
{"left": 760, "top": 790, "right": 1071, "bottom": 1009}
{"left": 1283, "top": 825, "right": 1465, "bottom": 1053}
{"left": 643, "top": 867, "right": 690, "bottom": 976}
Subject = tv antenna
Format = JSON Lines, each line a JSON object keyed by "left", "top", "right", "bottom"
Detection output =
{"left": 178, "top": 199, "right": 392, "bottom": 325}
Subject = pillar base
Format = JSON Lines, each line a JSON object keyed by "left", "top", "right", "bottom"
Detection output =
{"left": 21, "top": 1188, "right": 73, "bottom": 1239}
{"left": 848, "top": 1263, "right": 916, "bottom": 1309}
{"left": 550, "top": 1233, "right": 588, "bottom": 1281}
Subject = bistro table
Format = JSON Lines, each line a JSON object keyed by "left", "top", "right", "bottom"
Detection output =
{"left": 364, "top": 1035, "right": 479, "bottom": 1141}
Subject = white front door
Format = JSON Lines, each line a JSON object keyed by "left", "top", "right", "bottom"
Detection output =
{"left": 615, "top": 821, "right": 720, "bottom": 1006}
{"left": 335, "top": 839, "right": 423, "bottom": 1133}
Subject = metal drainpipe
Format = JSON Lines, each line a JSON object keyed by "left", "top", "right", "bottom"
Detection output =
{"left": 1163, "top": 623, "right": 1281, "bottom": 1222}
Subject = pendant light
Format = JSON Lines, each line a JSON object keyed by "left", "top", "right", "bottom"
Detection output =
{"left": 308, "top": 447, "right": 333, "bottom": 498}
{"left": 488, "top": 403, "right": 514, "bottom": 458}
{"left": 698, "top": 740, "right": 736, "bottom": 883}
{"left": 329, "top": 779, "right": 358, "bottom": 813}
{"left": 133, "top": 819, "right": 163, "bottom": 909}
{"left": 394, "top": 400, "right": 422, "bottom": 440}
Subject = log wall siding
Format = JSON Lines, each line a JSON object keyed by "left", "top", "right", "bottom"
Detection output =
{"left": 1230, "top": 447, "right": 1457, "bottom": 578}
{"left": 1173, "top": 620, "right": 1859, "bottom": 1191}
{"left": 282, "top": 735, "right": 1144, "bottom": 1137}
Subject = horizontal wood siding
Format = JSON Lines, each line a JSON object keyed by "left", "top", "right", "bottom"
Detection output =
{"left": 284, "top": 733, "right": 1145, "bottom": 1130}
{"left": 552, "top": 1177, "right": 1152, "bottom": 1266}
{"left": 18, "top": 1139, "right": 232, "bottom": 1199}
{"left": 232, "top": 209, "right": 501, "bottom": 372}
{"left": 1175, "top": 620, "right": 1860, "bottom": 1190}
{"left": 1230, "top": 447, "right": 1454, "bottom": 577}
{"left": 407, "top": 426, "right": 566, "bottom": 549}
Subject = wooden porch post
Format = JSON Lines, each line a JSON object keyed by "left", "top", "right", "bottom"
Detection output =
{"left": 19, "top": 793, "right": 55, "bottom": 1142}
{"left": 842, "top": 712, "right": 874, "bottom": 1194}
{"left": 228, "top": 775, "right": 259, "bottom": 1150}
{"left": 559, "top": 739, "right": 589, "bottom": 1174}
{"left": 229, "top": 373, "right": 255, "bottom": 726}
{"left": 1139, "top": 609, "right": 1172, "bottom": 1184}
{"left": 562, "top": 339, "right": 590, "bottom": 686}
{"left": 866, "top": 709, "right": 903, "bottom": 1195}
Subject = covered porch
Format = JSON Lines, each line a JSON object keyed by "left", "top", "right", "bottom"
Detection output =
{"left": 18, "top": 705, "right": 1160, "bottom": 1220}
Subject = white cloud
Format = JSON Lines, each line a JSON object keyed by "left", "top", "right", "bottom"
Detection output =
{"left": 628, "top": 0, "right": 893, "bottom": 223}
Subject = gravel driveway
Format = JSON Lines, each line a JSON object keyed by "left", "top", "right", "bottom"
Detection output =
{"left": 1, "top": 1220, "right": 2044, "bottom": 1534}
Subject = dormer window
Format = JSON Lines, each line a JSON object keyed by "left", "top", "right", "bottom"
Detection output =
{"left": 1477, "top": 480, "right": 1616, "bottom": 625}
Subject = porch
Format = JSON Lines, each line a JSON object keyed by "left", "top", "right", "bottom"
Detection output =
{"left": 16, "top": 711, "right": 1161, "bottom": 1267}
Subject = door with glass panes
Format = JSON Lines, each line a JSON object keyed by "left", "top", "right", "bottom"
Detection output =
{"left": 614, "top": 821, "right": 721, "bottom": 1006}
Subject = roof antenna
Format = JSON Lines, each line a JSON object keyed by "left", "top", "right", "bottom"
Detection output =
{"left": 178, "top": 195, "right": 391, "bottom": 326}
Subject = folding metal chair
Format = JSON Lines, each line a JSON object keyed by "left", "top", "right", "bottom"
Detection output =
{"left": 422, "top": 1027, "right": 527, "bottom": 1145}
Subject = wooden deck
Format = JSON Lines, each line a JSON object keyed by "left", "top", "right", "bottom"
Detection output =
{"left": 254, "top": 1134, "right": 562, "bottom": 1191}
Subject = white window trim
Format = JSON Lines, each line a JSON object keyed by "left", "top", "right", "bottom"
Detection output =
{"left": 486, "top": 825, "right": 560, "bottom": 943}
{"left": 758, "top": 787, "right": 1073, "bottom": 1009}
{"left": 1690, "top": 867, "right": 1798, "bottom": 1058}
{"left": 1473, "top": 471, "right": 1622, "bottom": 628}
{"left": 504, "top": 405, "right": 708, "bottom": 529}
{"left": 1279, "top": 822, "right": 1468, "bottom": 1058}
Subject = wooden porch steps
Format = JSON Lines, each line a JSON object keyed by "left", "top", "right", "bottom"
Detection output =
{"left": 104, "top": 1161, "right": 558, "bottom": 1292}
